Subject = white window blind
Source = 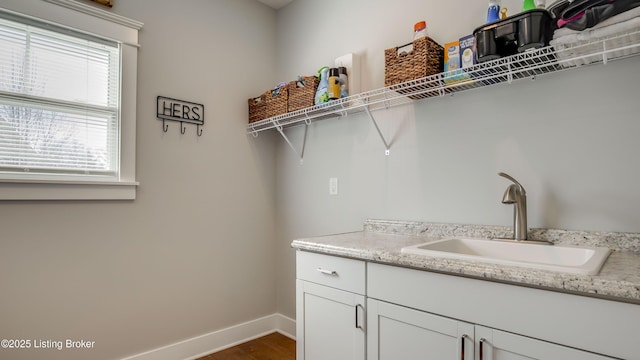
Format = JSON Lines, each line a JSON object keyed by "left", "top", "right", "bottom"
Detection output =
{"left": 0, "top": 14, "right": 121, "bottom": 180}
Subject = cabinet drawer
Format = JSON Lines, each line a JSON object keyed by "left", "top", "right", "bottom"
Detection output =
{"left": 296, "top": 251, "right": 365, "bottom": 294}
{"left": 367, "top": 262, "right": 639, "bottom": 360}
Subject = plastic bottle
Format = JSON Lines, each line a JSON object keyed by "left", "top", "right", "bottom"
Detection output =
{"left": 487, "top": 0, "right": 501, "bottom": 23}
{"left": 314, "top": 66, "right": 330, "bottom": 105}
{"left": 327, "top": 68, "right": 341, "bottom": 100}
{"left": 522, "top": 0, "right": 536, "bottom": 11}
{"left": 500, "top": 7, "right": 508, "bottom": 19}
{"left": 338, "top": 67, "right": 349, "bottom": 98}
{"left": 413, "top": 21, "right": 428, "bottom": 40}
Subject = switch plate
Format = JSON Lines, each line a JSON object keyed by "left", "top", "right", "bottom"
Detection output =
{"left": 329, "top": 177, "right": 338, "bottom": 196}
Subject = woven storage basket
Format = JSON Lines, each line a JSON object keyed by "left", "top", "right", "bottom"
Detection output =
{"left": 265, "top": 86, "right": 289, "bottom": 118}
{"left": 287, "top": 76, "right": 319, "bottom": 113}
{"left": 385, "top": 36, "right": 444, "bottom": 99}
{"left": 248, "top": 93, "right": 267, "bottom": 124}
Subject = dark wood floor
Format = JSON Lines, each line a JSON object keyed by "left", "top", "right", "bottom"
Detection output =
{"left": 197, "top": 332, "right": 295, "bottom": 360}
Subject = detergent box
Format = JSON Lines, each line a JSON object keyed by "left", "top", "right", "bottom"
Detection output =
{"left": 459, "top": 34, "right": 477, "bottom": 69}
{"left": 444, "top": 40, "right": 468, "bottom": 84}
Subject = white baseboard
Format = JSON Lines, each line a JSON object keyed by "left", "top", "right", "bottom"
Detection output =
{"left": 274, "top": 313, "right": 296, "bottom": 340}
{"left": 121, "top": 313, "right": 296, "bottom": 360}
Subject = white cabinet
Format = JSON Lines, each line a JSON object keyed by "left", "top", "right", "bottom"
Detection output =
{"left": 368, "top": 299, "right": 614, "bottom": 360}
{"left": 367, "top": 262, "right": 639, "bottom": 360}
{"left": 297, "top": 281, "right": 365, "bottom": 360}
{"left": 475, "top": 326, "right": 614, "bottom": 360}
{"left": 296, "top": 251, "right": 366, "bottom": 360}
{"left": 367, "top": 298, "right": 473, "bottom": 360}
{"left": 296, "top": 251, "right": 635, "bottom": 360}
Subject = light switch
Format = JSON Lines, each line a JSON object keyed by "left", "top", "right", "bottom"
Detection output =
{"left": 329, "top": 177, "right": 338, "bottom": 196}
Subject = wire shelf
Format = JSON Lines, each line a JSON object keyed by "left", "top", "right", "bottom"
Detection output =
{"left": 247, "top": 28, "right": 640, "bottom": 136}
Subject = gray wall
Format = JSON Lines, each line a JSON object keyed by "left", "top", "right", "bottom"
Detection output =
{"left": 0, "top": 1, "right": 278, "bottom": 359}
{"left": 274, "top": 0, "right": 640, "bottom": 318}
{"left": 1, "top": 0, "right": 639, "bottom": 357}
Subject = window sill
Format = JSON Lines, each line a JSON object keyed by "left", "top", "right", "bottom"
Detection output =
{"left": 0, "top": 179, "right": 139, "bottom": 200}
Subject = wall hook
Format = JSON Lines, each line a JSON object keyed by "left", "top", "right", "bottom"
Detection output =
{"left": 157, "top": 96, "right": 205, "bottom": 137}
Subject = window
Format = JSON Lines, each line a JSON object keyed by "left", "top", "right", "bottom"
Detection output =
{"left": 0, "top": 16, "right": 120, "bottom": 179}
{"left": 0, "top": 1, "right": 142, "bottom": 200}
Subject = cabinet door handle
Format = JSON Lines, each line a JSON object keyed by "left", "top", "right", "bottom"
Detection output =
{"left": 317, "top": 268, "right": 338, "bottom": 276}
{"left": 460, "top": 334, "right": 468, "bottom": 360}
{"left": 355, "top": 304, "right": 364, "bottom": 330}
{"left": 479, "top": 338, "right": 487, "bottom": 360}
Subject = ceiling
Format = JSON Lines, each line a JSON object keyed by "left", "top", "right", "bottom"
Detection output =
{"left": 256, "top": 0, "right": 293, "bottom": 10}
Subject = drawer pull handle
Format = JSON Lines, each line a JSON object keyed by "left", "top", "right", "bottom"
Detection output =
{"left": 355, "top": 304, "right": 364, "bottom": 329}
{"left": 317, "top": 268, "right": 338, "bottom": 276}
{"left": 460, "top": 334, "right": 468, "bottom": 360}
{"left": 479, "top": 338, "right": 487, "bottom": 360}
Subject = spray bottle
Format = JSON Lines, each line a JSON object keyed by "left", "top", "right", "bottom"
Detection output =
{"left": 522, "top": 0, "right": 536, "bottom": 11}
{"left": 487, "top": 0, "right": 501, "bottom": 23}
{"left": 314, "top": 66, "right": 330, "bottom": 105}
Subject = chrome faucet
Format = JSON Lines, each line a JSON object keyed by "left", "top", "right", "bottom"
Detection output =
{"left": 499, "top": 172, "right": 528, "bottom": 241}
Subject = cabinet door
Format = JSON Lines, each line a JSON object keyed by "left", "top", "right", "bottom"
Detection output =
{"left": 297, "top": 279, "right": 365, "bottom": 360}
{"left": 475, "top": 326, "right": 616, "bottom": 360}
{"left": 367, "top": 298, "right": 474, "bottom": 360}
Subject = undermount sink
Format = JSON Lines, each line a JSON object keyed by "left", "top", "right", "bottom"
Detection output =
{"left": 401, "top": 238, "right": 611, "bottom": 275}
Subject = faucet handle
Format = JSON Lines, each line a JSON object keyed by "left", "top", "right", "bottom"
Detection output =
{"left": 498, "top": 172, "right": 526, "bottom": 194}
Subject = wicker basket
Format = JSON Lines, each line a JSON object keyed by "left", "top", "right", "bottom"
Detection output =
{"left": 287, "top": 76, "right": 319, "bottom": 113}
{"left": 248, "top": 93, "right": 266, "bottom": 124}
{"left": 385, "top": 36, "right": 444, "bottom": 99}
{"left": 265, "top": 86, "right": 289, "bottom": 119}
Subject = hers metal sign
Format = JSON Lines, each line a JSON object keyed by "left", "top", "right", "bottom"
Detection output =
{"left": 156, "top": 96, "right": 204, "bottom": 136}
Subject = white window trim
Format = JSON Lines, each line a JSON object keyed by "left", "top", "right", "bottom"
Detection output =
{"left": 0, "top": 0, "right": 142, "bottom": 200}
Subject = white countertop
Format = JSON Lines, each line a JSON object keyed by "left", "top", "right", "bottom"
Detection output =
{"left": 291, "top": 220, "right": 640, "bottom": 304}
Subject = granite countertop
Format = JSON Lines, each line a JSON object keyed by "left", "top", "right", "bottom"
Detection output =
{"left": 291, "top": 220, "right": 640, "bottom": 304}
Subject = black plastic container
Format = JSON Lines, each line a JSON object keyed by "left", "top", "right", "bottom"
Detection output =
{"left": 473, "top": 9, "right": 556, "bottom": 63}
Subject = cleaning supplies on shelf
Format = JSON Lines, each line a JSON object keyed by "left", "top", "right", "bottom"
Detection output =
{"left": 444, "top": 39, "right": 472, "bottom": 84}
{"left": 338, "top": 67, "right": 349, "bottom": 98}
{"left": 459, "top": 34, "right": 477, "bottom": 69}
{"left": 487, "top": 0, "right": 502, "bottom": 23}
{"left": 413, "top": 21, "right": 428, "bottom": 40}
{"left": 314, "top": 66, "right": 330, "bottom": 105}
{"left": 327, "top": 67, "right": 341, "bottom": 100}
{"left": 523, "top": 0, "right": 536, "bottom": 11}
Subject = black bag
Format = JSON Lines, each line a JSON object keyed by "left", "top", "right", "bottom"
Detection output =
{"left": 547, "top": 0, "right": 640, "bottom": 30}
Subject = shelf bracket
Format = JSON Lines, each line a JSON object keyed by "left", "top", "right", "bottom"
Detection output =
{"left": 364, "top": 106, "right": 391, "bottom": 156}
{"left": 439, "top": 79, "right": 447, "bottom": 97}
{"left": 338, "top": 102, "right": 348, "bottom": 118}
{"left": 304, "top": 111, "right": 312, "bottom": 126}
{"left": 275, "top": 120, "right": 308, "bottom": 164}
